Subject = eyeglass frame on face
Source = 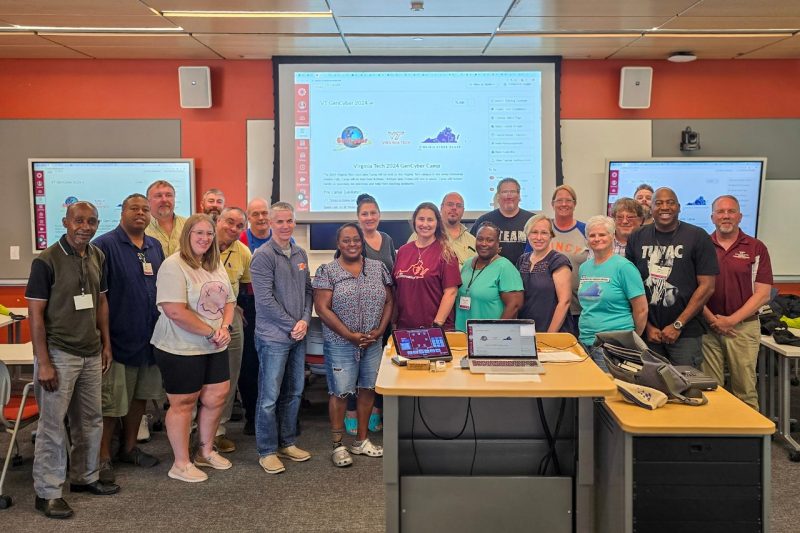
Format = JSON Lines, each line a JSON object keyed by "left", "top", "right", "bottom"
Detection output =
{"left": 553, "top": 198, "right": 575, "bottom": 205}
{"left": 190, "top": 230, "right": 215, "bottom": 237}
{"left": 339, "top": 237, "right": 363, "bottom": 246}
{"left": 499, "top": 188, "right": 520, "bottom": 197}
{"left": 443, "top": 201, "right": 464, "bottom": 209}
{"left": 614, "top": 213, "right": 640, "bottom": 222}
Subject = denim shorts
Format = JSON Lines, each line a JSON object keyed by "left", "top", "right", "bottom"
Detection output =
{"left": 324, "top": 341, "right": 382, "bottom": 397}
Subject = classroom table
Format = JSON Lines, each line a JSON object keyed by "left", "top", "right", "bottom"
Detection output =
{"left": 0, "top": 308, "right": 27, "bottom": 344}
{"left": 376, "top": 332, "right": 616, "bottom": 533}
{"left": 596, "top": 388, "right": 774, "bottom": 532}
{"left": 759, "top": 331, "right": 800, "bottom": 461}
{"left": 0, "top": 343, "right": 34, "bottom": 366}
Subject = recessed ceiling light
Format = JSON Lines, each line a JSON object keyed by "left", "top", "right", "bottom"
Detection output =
{"left": 668, "top": 51, "right": 697, "bottom": 62}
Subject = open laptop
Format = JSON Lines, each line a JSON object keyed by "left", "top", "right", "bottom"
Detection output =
{"left": 392, "top": 327, "right": 453, "bottom": 362}
{"left": 465, "top": 319, "right": 545, "bottom": 375}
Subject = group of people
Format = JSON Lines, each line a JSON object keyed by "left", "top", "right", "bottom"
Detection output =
{"left": 25, "top": 175, "right": 772, "bottom": 519}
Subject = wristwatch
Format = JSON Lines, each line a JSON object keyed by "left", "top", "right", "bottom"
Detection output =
{"left": 204, "top": 328, "right": 215, "bottom": 340}
{"left": 226, "top": 324, "right": 234, "bottom": 334}
{"left": 672, "top": 320, "right": 684, "bottom": 331}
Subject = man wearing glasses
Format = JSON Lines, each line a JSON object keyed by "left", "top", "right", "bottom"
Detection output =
{"left": 626, "top": 187, "right": 718, "bottom": 368}
{"left": 471, "top": 178, "right": 535, "bottom": 264}
{"left": 409, "top": 192, "right": 476, "bottom": 266}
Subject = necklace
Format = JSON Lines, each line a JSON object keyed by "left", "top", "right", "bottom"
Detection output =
{"left": 654, "top": 221, "right": 681, "bottom": 247}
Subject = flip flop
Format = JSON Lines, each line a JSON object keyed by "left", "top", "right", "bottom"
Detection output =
{"left": 344, "top": 416, "right": 358, "bottom": 436}
{"left": 368, "top": 413, "right": 383, "bottom": 432}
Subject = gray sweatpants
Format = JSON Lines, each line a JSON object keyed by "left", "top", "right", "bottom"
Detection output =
{"left": 218, "top": 311, "right": 244, "bottom": 436}
{"left": 33, "top": 347, "right": 102, "bottom": 499}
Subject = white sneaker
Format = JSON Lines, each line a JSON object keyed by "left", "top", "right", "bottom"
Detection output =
{"left": 137, "top": 414, "right": 152, "bottom": 443}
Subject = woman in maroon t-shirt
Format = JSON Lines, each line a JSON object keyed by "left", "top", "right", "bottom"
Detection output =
{"left": 393, "top": 202, "right": 462, "bottom": 330}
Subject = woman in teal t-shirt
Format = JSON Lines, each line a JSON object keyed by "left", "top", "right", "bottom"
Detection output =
{"left": 455, "top": 222, "right": 524, "bottom": 332}
{"left": 578, "top": 216, "right": 648, "bottom": 369}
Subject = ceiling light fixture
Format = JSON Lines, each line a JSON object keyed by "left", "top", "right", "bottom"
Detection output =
{"left": 161, "top": 11, "right": 332, "bottom": 18}
{"left": 0, "top": 24, "right": 183, "bottom": 33}
{"left": 668, "top": 51, "right": 697, "bottom": 62}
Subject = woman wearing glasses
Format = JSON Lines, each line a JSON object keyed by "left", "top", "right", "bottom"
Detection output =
{"left": 517, "top": 214, "right": 575, "bottom": 333}
{"left": 151, "top": 214, "right": 236, "bottom": 482}
{"left": 313, "top": 223, "right": 393, "bottom": 467}
{"left": 550, "top": 185, "right": 589, "bottom": 327}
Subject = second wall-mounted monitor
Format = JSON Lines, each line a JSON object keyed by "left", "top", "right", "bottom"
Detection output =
{"left": 606, "top": 158, "right": 766, "bottom": 236}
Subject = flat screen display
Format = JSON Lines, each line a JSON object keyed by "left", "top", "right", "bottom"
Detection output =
{"left": 606, "top": 158, "right": 766, "bottom": 236}
{"left": 275, "top": 57, "right": 561, "bottom": 221}
{"left": 30, "top": 159, "right": 194, "bottom": 251}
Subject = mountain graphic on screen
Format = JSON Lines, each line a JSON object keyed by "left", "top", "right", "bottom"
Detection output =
{"left": 422, "top": 127, "right": 459, "bottom": 143}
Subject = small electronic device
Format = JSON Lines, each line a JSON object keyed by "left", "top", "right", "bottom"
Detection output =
{"left": 392, "top": 327, "right": 453, "bottom": 362}
{"left": 465, "top": 319, "right": 545, "bottom": 375}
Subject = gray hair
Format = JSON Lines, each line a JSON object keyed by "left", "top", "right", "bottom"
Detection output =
{"left": 523, "top": 213, "right": 555, "bottom": 238}
{"left": 586, "top": 215, "right": 615, "bottom": 236}
{"left": 269, "top": 201, "right": 294, "bottom": 219}
{"left": 202, "top": 188, "right": 225, "bottom": 201}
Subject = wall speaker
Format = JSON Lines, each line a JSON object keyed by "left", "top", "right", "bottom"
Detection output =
{"left": 619, "top": 67, "right": 653, "bottom": 109}
{"left": 178, "top": 66, "right": 212, "bottom": 109}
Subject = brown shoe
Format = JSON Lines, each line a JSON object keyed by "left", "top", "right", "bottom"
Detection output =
{"left": 277, "top": 445, "right": 311, "bottom": 462}
{"left": 213, "top": 435, "right": 236, "bottom": 453}
{"left": 258, "top": 454, "right": 285, "bottom": 474}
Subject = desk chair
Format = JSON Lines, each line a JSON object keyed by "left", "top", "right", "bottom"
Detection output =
{"left": 0, "top": 360, "right": 39, "bottom": 509}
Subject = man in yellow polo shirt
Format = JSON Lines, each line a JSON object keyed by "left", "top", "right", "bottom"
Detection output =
{"left": 214, "top": 206, "right": 252, "bottom": 452}
{"left": 145, "top": 180, "right": 186, "bottom": 257}
{"left": 408, "top": 192, "right": 476, "bottom": 266}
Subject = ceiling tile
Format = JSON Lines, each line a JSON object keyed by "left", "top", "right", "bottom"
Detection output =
{"left": 0, "top": 32, "right": 89, "bottom": 57}
{"left": 43, "top": 33, "right": 221, "bottom": 59}
{"left": 0, "top": 15, "right": 180, "bottom": 29}
{"left": 162, "top": 15, "right": 338, "bottom": 33}
{"left": 509, "top": 0, "right": 697, "bottom": 18}
{"left": 501, "top": 16, "right": 669, "bottom": 32}
{"left": 681, "top": 0, "right": 800, "bottom": 18}
{"left": 147, "top": 0, "right": 330, "bottom": 12}
{"left": 345, "top": 35, "right": 490, "bottom": 54}
{"left": 659, "top": 16, "right": 800, "bottom": 31}
{"left": 739, "top": 34, "right": 800, "bottom": 58}
{"left": 608, "top": 35, "right": 791, "bottom": 59}
{"left": 329, "top": 0, "right": 512, "bottom": 17}
{"left": 0, "top": 1, "right": 154, "bottom": 16}
{"left": 194, "top": 33, "right": 348, "bottom": 58}
{"left": 338, "top": 16, "right": 501, "bottom": 35}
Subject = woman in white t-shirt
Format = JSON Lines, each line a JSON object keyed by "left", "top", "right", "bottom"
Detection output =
{"left": 151, "top": 213, "right": 236, "bottom": 483}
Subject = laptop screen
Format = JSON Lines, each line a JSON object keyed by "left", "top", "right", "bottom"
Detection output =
{"left": 467, "top": 319, "right": 537, "bottom": 358}
{"left": 393, "top": 327, "right": 451, "bottom": 359}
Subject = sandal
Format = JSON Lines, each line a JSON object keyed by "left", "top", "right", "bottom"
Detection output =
{"left": 368, "top": 413, "right": 383, "bottom": 433}
{"left": 331, "top": 445, "right": 353, "bottom": 467}
{"left": 344, "top": 416, "right": 358, "bottom": 436}
{"left": 349, "top": 438, "right": 383, "bottom": 457}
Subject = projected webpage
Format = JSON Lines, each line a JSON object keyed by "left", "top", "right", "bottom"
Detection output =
{"left": 607, "top": 160, "right": 764, "bottom": 236}
{"left": 292, "top": 71, "right": 542, "bottom": 213}
{"left": 31, "top": 161, "right": 193, "bottom": 250}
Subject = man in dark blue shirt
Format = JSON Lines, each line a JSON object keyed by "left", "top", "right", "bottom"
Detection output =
{"left": 93, "top": 193, "right": 165, "bottom": 482}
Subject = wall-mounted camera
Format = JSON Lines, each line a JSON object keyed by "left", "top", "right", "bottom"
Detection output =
{"left": 680, "top": 126, "right": 700, "bottom": 151}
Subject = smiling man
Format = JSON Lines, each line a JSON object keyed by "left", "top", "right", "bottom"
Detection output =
{"left": 701, "top": 195, "right": 773, "bottom": 409}
{"left": 200, "top": 188, "right": 226, "bottom": 221}
{"left": 145, "top": 180, "right": 186, "bottom": 257}
{"left": 625, "top": 187, "right": 719, "bottom": 368}
{"left": 471, "top": 178, "right": 535, "bottom": 264}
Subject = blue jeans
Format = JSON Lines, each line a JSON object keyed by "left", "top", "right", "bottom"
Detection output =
{"left": 646, "top": 335, "right": 704, "bottom": 368}
{"left": 254, "top": 336, "right": 306, "bottom": 456}
{"left": 324, "top": 341, "right": 382, "bottom": 397}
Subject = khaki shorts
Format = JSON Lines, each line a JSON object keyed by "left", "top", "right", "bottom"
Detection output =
{"left": 101, "top": 361, "right": 164, "bottom": 417}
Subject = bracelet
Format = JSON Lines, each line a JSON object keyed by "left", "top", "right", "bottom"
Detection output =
{"left": 204, "top": 328, "right": 215, "bottom": 340}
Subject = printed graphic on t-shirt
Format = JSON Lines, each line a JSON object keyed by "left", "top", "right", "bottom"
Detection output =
{"left": 577, "top": 277, "right": 610, "bottom": 300}
{"left": 396, "top": 259, "right": 429, "bottom": 279}
{"left": 641, "top": 245, "right": 679, "bottom": 308}
{"left": 198, "top": 281, "right": 228, "bottom": 319}
{"left": 500, "top": 230, "right": 526, "bottom": 244}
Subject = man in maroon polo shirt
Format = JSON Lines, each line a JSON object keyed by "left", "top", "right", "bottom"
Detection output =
{"left": 701, "top": 195, "right": 773, "bottom": 410}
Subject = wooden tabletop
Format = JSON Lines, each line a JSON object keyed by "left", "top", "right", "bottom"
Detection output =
{"left": 0, "top": 342, "right": 34, "bottom": 365}
{"left": 602, "top": 386, "right": 775, "bottom": 435}
{"left": 376, "top": 331, "right": 617, "bottom": 399}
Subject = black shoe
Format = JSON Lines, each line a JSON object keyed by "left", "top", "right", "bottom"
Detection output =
{"left": 117, "top": 446, "right": 160, "bottom": 468}
{"left": 35, "top": 496, "right": 74, "bottom": 519}
{"left": 243, "top": 420, "right": 255, "bottom": 436}
{"left": 70, "top": 481, "right": 120, "bottom": 496}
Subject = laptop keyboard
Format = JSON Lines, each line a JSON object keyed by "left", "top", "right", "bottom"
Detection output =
{"left": 471, "top": 360, "right": 538, "bottom": 367}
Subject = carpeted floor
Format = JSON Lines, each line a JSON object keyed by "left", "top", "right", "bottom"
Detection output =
{"left": 4, "top": 373, "right": 800, "bottom": 532}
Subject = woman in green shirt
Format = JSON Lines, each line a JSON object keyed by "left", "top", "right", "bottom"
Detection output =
{"left": 455, "top": 222, "right": 524, "bottom": 331}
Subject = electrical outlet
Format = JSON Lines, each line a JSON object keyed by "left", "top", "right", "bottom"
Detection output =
{"left": 10, "top": 245, "right": 19, "bottom": 260}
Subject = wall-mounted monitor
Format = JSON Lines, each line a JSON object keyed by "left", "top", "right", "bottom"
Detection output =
{"left": 606, "top": 158, "right": 766, "bottom": 236}
{"left": 29, "top": 158, "right": 195, "bottom": 252}
{"left": 274, "top": 56, "right": 562, "bottom": 222}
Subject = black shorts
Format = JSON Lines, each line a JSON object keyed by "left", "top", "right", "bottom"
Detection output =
{"left": 154, "top": 347, "right": 230, "bottom": 395}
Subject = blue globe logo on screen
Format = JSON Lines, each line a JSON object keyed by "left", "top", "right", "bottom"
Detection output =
{"left": 62, "top": 196, "right": 79, "bottom": 207}
{"left": 340, "top": 126, "right": 365, "bottom": 148}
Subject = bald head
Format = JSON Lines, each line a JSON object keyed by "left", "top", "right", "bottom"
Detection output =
{"left": 246, "top": 197, "right": 270, "bottom": 239}
{"left": 441, "top": 192, "right": 465, "bottom": 227}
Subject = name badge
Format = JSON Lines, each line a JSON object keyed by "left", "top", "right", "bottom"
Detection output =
{"left": 142, "top": 262, "right": 154, "bottom": 276}
{"left": 458, "top": 295, "right": 471, "bottom": 310}
{"left": 74, "top": 293, "right": 94, "bottom": 310}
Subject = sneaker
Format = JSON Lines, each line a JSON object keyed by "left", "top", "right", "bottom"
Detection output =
{"left": 194, "top": 451, "right": 232, "bottom": 470}
{"left": 98, "top": 460, "right": 115, "bottom": 484}
{"left": 349, "top": 438, "right": 383, "bottom": 457}
{"left": 213, "top": 434, "right": 236, "bottom": 453}
{"left": 277, "top": 445, "right": 311, "bottom": 462}
{"left": 168, "top": 463, "right": 207, "bottom": 483}
{"left": 117, "top": 446, "right": 160, "bottom": 468}
{"left": 258, "top": 454, "right": 285, "bottom": 474}
{"left": 137, "top": 414, "right": 152, "bottom": 443}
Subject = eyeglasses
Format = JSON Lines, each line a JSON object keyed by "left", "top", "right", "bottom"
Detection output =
{"left": 443, "top": 202, "right": 464, "bottom": 209}
{"left": 499, "top": 190, "right": 520, "bottom": 197}
{"left": 614, "top": 214, "right": 639, "bottom": 222}
{"left": 340, "top": 238, "right": 362, "bottom": 245}
{"left": 553, "top": 198, "right": 575, "bottom": 205}
{"left": 190, "top": 230, "right": 215, "bottom": 237}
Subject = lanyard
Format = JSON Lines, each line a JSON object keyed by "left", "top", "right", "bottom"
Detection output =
{"left": 467, "top": 256, "right": 496, "bottom": 293}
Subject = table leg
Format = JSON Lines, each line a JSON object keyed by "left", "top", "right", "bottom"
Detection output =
{"left": 768, "top": 348, "right": 776, "bottom": 422}
{"left": 383, "top": 395, "right": 399, "bottom": 533}
{"left": 758, "top": 346, "right": 767, "bottom": 416}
